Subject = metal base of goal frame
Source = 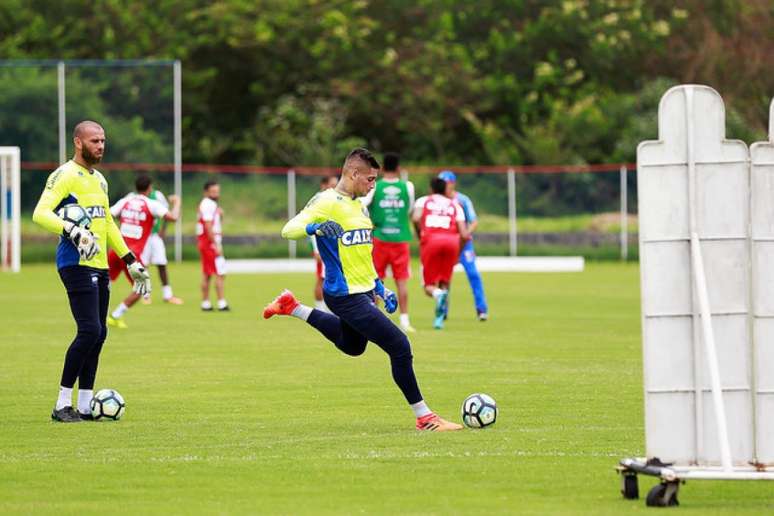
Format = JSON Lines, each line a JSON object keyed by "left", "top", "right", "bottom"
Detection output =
{"left": 616, "top": 457, "right": 774, "bottom": 507}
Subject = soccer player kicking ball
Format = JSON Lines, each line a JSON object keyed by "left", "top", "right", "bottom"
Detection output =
{"left": 263, "top": 148, "right": 462, "bottom": 432}
{"left": 412, "top": 177, "right": 470, "bottom": 330}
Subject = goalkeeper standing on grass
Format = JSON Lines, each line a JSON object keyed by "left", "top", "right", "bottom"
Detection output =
{"left": 263, "top": 148, "right": 462, "bottom": 431}
{"left": 32, "top": 120, "right": 151, "bottom": 423}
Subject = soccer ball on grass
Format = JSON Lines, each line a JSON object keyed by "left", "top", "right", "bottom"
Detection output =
{"left": 90, "top": 389, "right": 126, "bottom": 421}
{"left": 461, "top": 393, "right": 497, "bottom": 428}
{"left": 57, "top": 203, "right": 92, "bottom": 229}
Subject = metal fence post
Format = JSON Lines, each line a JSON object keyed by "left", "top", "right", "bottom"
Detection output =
{"left": 173, "top": 60, "right": 183, "bottom": 263}
{"left": 287, "top": 169, "right": 297, "bottom": 258}
{"left": 507, "top": 168, "right": 517, "bottom": 256}
{"left": 57, "top": 61, "right": 66, "bottom": 164}
{"left": 620, "top": 165, "right": 628, "bottom": 261}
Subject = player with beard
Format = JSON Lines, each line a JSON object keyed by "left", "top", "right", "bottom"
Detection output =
{"left": 32, "top": 120, "right": 150, "bottom": 422}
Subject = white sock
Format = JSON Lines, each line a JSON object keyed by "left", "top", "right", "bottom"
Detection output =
{"left": 400, "top": 313, "right": 411, "bottom": 327}
{"left": 56, "top": 386, "right": 73, "bottom": 410}
{"left": 431, "top": 288, "right": 444, "bottom": 300}
{"left": 111, "top": 302, "right": 128, "bottom": 319}
{"left": 315, "top": 300, "right": 329, "bottom": 312}
{"left": 162, "top": 285, "right": 173, "bottom": 300}
{"left": 291, "top": 304, "right": 313, "bottom": 321}
{"left": 217, "top": 299, "right": 228, "bottom": 309}
{"left": 77, "top": 389, "right": 93, "bottom": 414}
{"left": 410, "top": 400, "right": 432, "bottom": 418}
{"left": 201, "top": 300, "right": 212, "bottom": 309}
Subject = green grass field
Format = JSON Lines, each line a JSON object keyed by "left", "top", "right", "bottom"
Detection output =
{"left": 0, "top": 263, "right": 771, "bottom": 514}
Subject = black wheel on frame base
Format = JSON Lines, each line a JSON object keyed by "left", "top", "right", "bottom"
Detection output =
{"left": 621, "top": 472, "right": 639, "bottom": 500}
{"left": 645, "top": 481, "right": 680, "bottom": 507}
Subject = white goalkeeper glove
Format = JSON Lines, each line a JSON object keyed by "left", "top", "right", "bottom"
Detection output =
{"left": 63, "top": 221, "right": 100, "bottom": 261}
{"left": 125, "top": 256, "right": 151, "bottom": 296}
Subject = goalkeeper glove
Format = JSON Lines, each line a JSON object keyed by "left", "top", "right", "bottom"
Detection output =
{"left": 374, "top": 278, "right": 398, "bottom": 314}
{"left": 123, "top": 253, "right": 151, "bottom": 296}
{"left": 62, "top": 221, "right": 100, "bottom": 261}
{"left": 306, "top": 221, "right": 344, "bottom": 238}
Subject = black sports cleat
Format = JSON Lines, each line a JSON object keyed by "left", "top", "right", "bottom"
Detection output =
{"left": 79, "top": 412, "right": 95, "bottom": 421}
{"left": 51, "top": 406, "right": 82, "bottom": 423}
{"left": 218, "top": 305, "right": 231, "bottom": 312}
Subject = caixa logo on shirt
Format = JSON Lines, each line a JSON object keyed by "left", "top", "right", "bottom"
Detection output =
{"left": 85, "top": 206, "right": 106, "bottom": 219}
{"left": 340, "top": 228, "right": 372, "bottom": 246}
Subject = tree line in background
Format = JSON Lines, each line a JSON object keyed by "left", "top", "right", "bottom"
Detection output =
{"left": 1, "top": 0, "right": 772, "bottom": 215}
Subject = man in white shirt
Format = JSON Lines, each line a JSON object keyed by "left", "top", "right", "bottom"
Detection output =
{"left": 196, "top": 180, "right": 229, "bottom": 311}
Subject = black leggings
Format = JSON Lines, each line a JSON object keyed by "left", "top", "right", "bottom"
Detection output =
{"left": 305, "top": 291, "right": 422, "bottom": 404}
{"left": 58, "top": 266, "right": 110, "bottom": 389}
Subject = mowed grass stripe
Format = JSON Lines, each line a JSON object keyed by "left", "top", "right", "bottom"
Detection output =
{"left": 1, "top": 263, "right": 771, "bottom": 514}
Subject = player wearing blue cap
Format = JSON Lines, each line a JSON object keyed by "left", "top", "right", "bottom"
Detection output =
{"left": 438, "top": 170, "right": 489, "bottom": 321}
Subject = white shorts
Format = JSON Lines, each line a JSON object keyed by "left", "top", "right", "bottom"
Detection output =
{"left": 214, "top": 255, "right": 227, "bottom": 276}
{"left": 141, "top": 233, "right": 168, "bottom": 266}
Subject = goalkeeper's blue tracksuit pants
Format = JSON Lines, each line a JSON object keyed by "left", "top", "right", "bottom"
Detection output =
{"left": 459, "top": 240, "right": 488, "bottom": 314}
{"left": 307, "top": 290, "right": 422, "bottom": 405}
{"left": 58, "top": 266, "right": 110, "bottom": 390}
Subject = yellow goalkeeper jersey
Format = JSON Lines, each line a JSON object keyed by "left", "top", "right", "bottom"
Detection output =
{"left": 32, "top": 160, "right": 129, "bottom": 270}
{"left": 282, "top": 188, "right": 376, "bottom": 296}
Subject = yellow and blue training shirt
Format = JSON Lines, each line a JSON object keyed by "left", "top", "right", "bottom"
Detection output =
{"left": 282, "top": 188, "right": 376, "bottom": 296}
{"left": 32, "top": 160, "right": 130, "bottom": 270}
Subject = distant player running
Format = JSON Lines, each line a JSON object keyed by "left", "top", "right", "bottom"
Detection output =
{"left": 413, "top": 177, "right": 469, "bottom": 329}
{"left": 263, "top": 148, "right": 462, "bottom": 432}
{"left": 106, "top": 175, "right": 180, "bottom": 328}
{"left": 439, "top": 170, "right": 488, "bottom": 320}
{"left": 361, "top": 152, "right": 416, "bottom": 333}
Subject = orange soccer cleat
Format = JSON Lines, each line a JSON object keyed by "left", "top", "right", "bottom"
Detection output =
{"left": 262, "top": 290, "right": 300, "bottom": 319}
{"left": 164, "top": 296, "right": 184, "bottom": 305}
{"left": 416, "top": 413, "right": 463, "bottom": 432}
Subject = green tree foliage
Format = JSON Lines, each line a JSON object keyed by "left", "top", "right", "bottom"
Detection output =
{"left": 0, "top": 67, "right": 172, "bottom": 208}
{"left": 0, "top": 0, "right": 771, "bottom": 215}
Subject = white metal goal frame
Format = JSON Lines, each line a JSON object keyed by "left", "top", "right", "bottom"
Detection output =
{"left": 0, "top": 146, "right": 21, "bottom": 272}
{"left": 618, "top": 86, "right": 774, "bottom": 507}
